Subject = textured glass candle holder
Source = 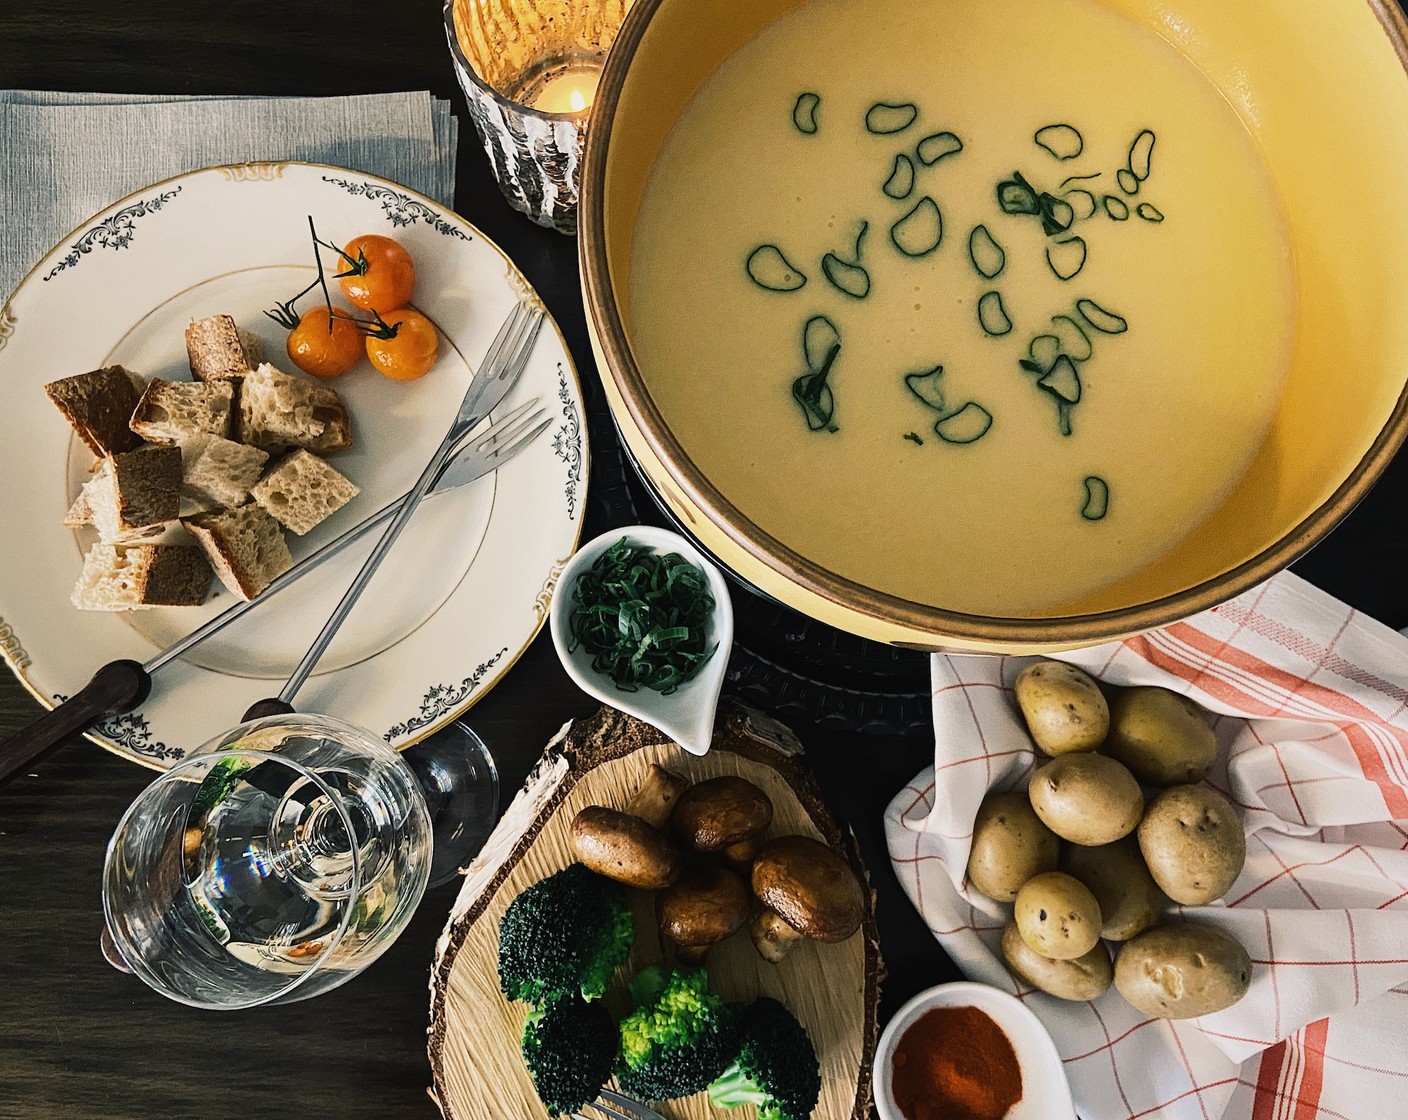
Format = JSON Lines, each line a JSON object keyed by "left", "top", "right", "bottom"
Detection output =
{"left": 445, "top": 0, "right": 630, "bottom": 235}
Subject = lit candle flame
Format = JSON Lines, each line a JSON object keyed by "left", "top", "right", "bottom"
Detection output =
{"left": 569, "top": 89, "right": 588, "bottom": 113}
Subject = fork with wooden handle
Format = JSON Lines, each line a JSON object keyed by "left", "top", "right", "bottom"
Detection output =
{"left": 241, "top": 302, "right": 543, "bottom": 720}
{"left": 0, "top": 303, "right": 546, "bottom": 786}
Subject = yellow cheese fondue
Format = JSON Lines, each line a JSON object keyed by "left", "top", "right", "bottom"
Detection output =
{"left": 628, "top": 0, "right": 1295, "bottom": 616}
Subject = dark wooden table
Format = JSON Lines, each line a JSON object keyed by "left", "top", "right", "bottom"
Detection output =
{"left": 1, "top": 2, "right": 1404, "bottom": 1118}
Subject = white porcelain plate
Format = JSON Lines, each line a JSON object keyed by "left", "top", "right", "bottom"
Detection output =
{"left": 0, "top": 162, "right": 587, "bottom": 768}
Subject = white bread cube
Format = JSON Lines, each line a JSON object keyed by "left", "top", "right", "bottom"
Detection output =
{"left": 129, "top": 378, "right": 233, "bottom": 444}
{"left": 185, "top": 314, "right": 255, "bottom": 382}
{"left": 185, "top": 504, "right": 293, "bottom": 601}
{"left": 237, "top": 363, "right": 352, "bottom": 455}
{"left": 181, "top": 434, "right": 269, "bottom": 509}
{"left": 251, "top": 450, "right": 359, "bottom": 535}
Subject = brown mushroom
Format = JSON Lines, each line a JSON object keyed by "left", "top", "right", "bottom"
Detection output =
{"left": 656, "top": 864, "right": 752, "bottom": 964}
{"left": 625, "top": 764, "right": 691, "bottom": 829}
{"left": 750, "top": 835, "right": 865, "bottom": 962}
{"left": 571, "top": 806, "right": 681, "bottom": 889}
{"left": 721, "top": 835, "right": 764, "bottom": 870}
{"left": 670, "top": 776, "right": 774, "bottom": 853}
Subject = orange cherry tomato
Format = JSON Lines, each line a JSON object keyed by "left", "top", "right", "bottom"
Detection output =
{"left": 338, "top": 235, "right": 415, "bottom": 314}
{"left": 286, "top": 307, "right": 364, "bottom": 379}
{"left": 366, "top": 308, "right": 439, "bottom": 382}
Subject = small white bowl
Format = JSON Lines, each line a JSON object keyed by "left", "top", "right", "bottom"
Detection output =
{"left": 874, "top": 982, "right": 1076, "bottom": 1120}
{"left": 549, "top": 526, "right": 734, "bottom": 755}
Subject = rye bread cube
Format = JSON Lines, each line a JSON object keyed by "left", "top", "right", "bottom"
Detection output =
{"left": 81, "top": 446, "right": 183, "bottom": 543}
{"left": 71, "top": 543, "right": 213, "bottom": 611}
{"left": 44, "top": 365, "right": 145, "bottom": 456}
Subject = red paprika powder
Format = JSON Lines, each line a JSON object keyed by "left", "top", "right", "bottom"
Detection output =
{"left": 889, "top": 1004, "right": 1023, "bottom": 1120}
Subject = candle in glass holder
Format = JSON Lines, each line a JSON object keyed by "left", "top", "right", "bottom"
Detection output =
{"left": 529, "top": 68, "right": 600, "bottom": 115}
{"left": 444, "top": 0, "right": 629, "bottom": 235}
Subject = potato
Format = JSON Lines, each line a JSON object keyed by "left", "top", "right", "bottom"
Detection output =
{"left": 1014, "top": 871, "right": 1102, "bottom": 959}
{"left": 1028, "top": 754, "right": 1144, "bottom": 846}
{"left": 1001, "top": 920, "right": 1113, "bottom": 1001}
{"left": 1106, "top": 687, "right": 1218, "bottom": 785}
{"left": 1061, "top": 836, "right": 1165, "bottom": 941}
{"left": 966, "top": 792, "right": 1060, "bottom": 902}
{"left": 1015, "top": 661, "right": 1110, "bottom": 755}
{"left": 1138, "top": 785, "right": 1246, "bottom": 905}
{"left": 1114, "top": 923, "right": 1252, "bottom": 1018}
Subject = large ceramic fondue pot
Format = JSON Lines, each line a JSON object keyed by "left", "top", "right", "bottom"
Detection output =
{"left": 580, "top": 0, "right": 1408, "bottom": 653}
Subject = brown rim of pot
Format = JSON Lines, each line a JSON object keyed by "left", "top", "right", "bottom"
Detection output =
{"left": 580, "top": 0, "right": 1408, "bottom": 648}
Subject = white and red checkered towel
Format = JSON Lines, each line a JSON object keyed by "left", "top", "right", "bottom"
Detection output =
{"left": 885, "top": 572, "right": 1408, "bottom": 1120}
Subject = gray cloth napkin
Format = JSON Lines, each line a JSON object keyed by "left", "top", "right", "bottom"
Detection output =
{"left": 0, "top": 90, "right": 458, "bottom": 296}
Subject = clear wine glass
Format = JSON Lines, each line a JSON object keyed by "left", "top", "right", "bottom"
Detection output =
{"left": 102, "top": 713, "right": 432, "bottom": 1009}
{"left": 400, "top": 719, "right": 500, "bottom": 889}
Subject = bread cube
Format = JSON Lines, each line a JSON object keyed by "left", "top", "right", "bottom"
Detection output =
{"left": 251, "top": 450, "right": 359, "bottom": 535}
{"left": 71, "top": 543, "right": 212, "bottom": 611}
{"left": 237, "top": 363, "right": 352, "bottom": 455}
{"left": 129, "top": 378, "right": 233, "bottom": 443}
{"left": 44, "top": 365, "right": 145, "bottom": 457}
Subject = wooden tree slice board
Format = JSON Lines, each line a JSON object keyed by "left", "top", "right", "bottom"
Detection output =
{"left": 428, "top": 704, "right": 882, "bottom": 1120}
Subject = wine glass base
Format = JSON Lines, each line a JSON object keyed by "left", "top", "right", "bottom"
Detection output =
{"left": 401, "top": 720, "right": 501, "bottom": 889}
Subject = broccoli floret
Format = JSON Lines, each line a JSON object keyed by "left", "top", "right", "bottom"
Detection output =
{"left": 498, "top": 863, "right": 633, "bottom": 1006}
{"left": 616, "top": 966, "right": 736, "bottom": 1101}
{"left": 522, "top": 994, "right": 618, "bottom": 1118}
{"left": 708, "top": 998, "right": 821, "bottom": 1120}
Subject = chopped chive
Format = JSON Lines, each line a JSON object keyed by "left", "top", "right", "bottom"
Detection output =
{"left": 1076, "top": 299, "right": 1128, "bottom": 334}
{"left": 1050, "top": 314, "right": 1093, "bottom": 361}
{"left": 1039, "top": 355, "right": 1082, "bottom": 403}
{"left": 803, "top": 314, "right": 842, "bottom": 372}
{"left": 821, "top": 221, "right": 871, "bottom": 298}
{"left": 968, "top": 225, "right": 1006, "bottom": 279}
{"left": 792, "top": 337, "right": 841, "bottom": 431}
{"left": 998, "top": 172, "right": 1041, "bottom": 215}
{"left": 1046, "top": 236, "right": 1087, "bottom": 280}
{"left": 1102, "top": 195, "right": 1130, "bottom": 221}
{"left": 1128, "top": 130, "right": 1156, "bottom": 180}
{"left": 1039, "top": 355, "right": 1082, "bottom": 438}
{"left": 1039, "top": 194, "right": 1075, "bottom": 236}
{"left": 745, "top": 244, "right": 807, "bottom": 292}
{"left": 890, "top": 196, "right": 944, "bottom": 257}
{"left": 568, "top": 539, "right": 717, "bottom": 694}
{"left": 1034, "top": 124, "right": 1084, "bottom": 160}
{"left": 904, "top": 364, "right": 948, "bottom": 412}
{"left": 1117, "top": 168, "right": 1140, "bottom": 195}
{"left": 884, "top": 154, "right": 916, "bottom": 200}
{"left": 1081, "top": 476, "right": 1111, "bottom": 521}
{"left": 903, "top": 431, "right": 924, "bottom": 446}
{"left": 978, "top": 291, "right": 1013, "bottom": 337}
{"left": 934, "top": 402, "right": 993, "bottom": 444}
{"left": 1060, "top": 172, "right": 1102, "bottom": 189}
{"left": 849, "top": 220, "right": 870, "bottom": 260}
{"left": 1027, "top": 334, "right": 1062, "bottom": 371}
{"left": 866, "top": 101, "right": 918, "bottom": 134}
{"left": 1065, "top": 189, "right": 1097, "bottom": 221}
{"left": 1137, "top": 203, "right": 1165, "bottom": 223}
{"left": 822, "top": 255, "right": 870, "bottom": 298}
{"left": 916, "top": 131, "right": 963, "bottom": 165}
{"left": 792, "top": 92, "right": 821, "bottom": 135}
